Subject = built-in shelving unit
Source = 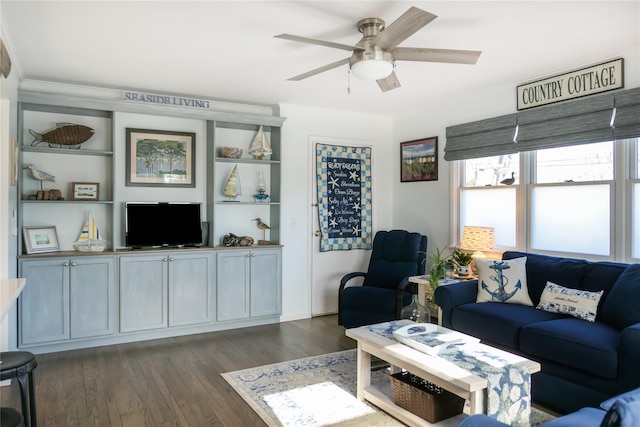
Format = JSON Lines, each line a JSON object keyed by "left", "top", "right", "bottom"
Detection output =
{"left": 15, "top": 87, "right": 286, "bottom": 354}
{"left": 207, "top": 121, "right": 281, "bottom": 246}
{"left": 17, "top": 102, "right": 114, "bottom": 252}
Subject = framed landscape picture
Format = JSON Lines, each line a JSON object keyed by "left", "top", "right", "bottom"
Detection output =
{"left": 125, "top": 128, "right": 196, "bottom": 187}
{"left": 23, "top": 226, "right": 60, "bottom": 254}
{"left": 400, "top": 137, "right": 438, "bottom": 182}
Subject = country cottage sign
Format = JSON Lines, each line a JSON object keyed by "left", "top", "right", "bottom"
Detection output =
{"left": 517, "top": 58, "right": 623, "bottom": 110}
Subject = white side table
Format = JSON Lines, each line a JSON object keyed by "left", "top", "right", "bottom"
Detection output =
{"left": 409, "top": 275, "right": 470, "bottom": 326}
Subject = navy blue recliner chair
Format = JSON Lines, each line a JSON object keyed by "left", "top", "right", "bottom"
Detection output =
{"left": 338, "top": 230, "right": 427, "bottom": 328}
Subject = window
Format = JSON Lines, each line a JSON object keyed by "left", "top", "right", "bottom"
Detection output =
{"left": 456, "top": 138, "right": 638, "bottom": 261}
{"left": 463, "top": 154, "right": 518, "bottom": 187}
{"left": 460, "top": 154, "right": 519, "bottom": 248}
{"left": 633, "top": 139, "right": 640, "bottom": 258}
{"left": 531, "top": 142, "right": 613, "bottom": 255}
{"left": 535, "top": 141, "right": 613, "bottom": 183}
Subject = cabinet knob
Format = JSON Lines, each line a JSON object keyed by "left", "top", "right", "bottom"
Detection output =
{"left": 251, "top": 253, "right": 256, "bottom": 257}
{"left": 245, "top": 253, "right": 250, "bottom": 257}
{"left": 163, "top": 258, "right": 168, "bottom": 262}
{"left": 63, "top": 262, "right": 69, "bottom": 267}
{"left": 70, "top": 262, "right": 76, "bottom": 267}
{"left": 169, "top": 258, "right": 174, "bottom": 262}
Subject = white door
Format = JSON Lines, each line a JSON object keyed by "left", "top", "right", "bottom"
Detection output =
{"left": 309, "top": 136, "right": 374, "bottom": 317}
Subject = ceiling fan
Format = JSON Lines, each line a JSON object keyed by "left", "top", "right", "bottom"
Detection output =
{"left": 275, "top": 6, "right": 481, "bottom": 92}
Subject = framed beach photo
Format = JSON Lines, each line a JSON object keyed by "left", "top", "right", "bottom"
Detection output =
{"left": 23, "top": 226, "right": 60, "bottom": 254}
{"left": 70, "top": 182, "right": 100, "bottom": 201}
{"left": 400, "top": 137, "right": 438, "bottom": 182}
{"left": 125, "top": 128, "right": 196, "bottom": 187}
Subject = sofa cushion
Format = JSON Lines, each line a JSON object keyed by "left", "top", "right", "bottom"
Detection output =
{"left": 503, "top": 251, "right": 587, "bottom": 304}
{"left": 581, "top": 262, "right": 627, "bottom": 294}
{"left": 537, "top": 281, "right": 604, "bottom": 322}
{"left": 601, "top": 387, "right": 640, "bottom": 411}
{"left": 452, "top": 302, "right": 563, "bottom": 348}
{"left": 544, "top": 407, "right": 606, "bottom": 427}
{"left": 521, "top": 318, "right": 619, "bottom": 379}
{"left": 476, "top": 257, "right": 533, "bottom": 306}
{"left": 600, "top": 394, "right": 640, "bottom": 427}
{"left": 601, "top": 265, "right": 640, "bottom": 330}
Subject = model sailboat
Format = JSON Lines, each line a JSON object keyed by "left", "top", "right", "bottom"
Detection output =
{"left": 249, "top": 126, "right": 272, "bottom": 160}
{"left": 223, "top": 164, "right": 242, "bottom": 201}
{"left": 74, "top": 210, "right": 106, "bottom": 252}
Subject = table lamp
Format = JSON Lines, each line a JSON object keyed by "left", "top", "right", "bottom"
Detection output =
{"left": 460, "top": 226, "right": 497, "bottom": 274}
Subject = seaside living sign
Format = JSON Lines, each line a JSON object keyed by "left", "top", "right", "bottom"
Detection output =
{"left": 517, "top": 58, "right": 623, "bottom": 110}
{"left": 124, "top": 91, "right": 211, "bottom": 109}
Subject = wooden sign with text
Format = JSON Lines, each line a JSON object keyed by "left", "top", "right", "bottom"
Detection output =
{"left": 517, "top": 58, "right": 623, "bottom": 110}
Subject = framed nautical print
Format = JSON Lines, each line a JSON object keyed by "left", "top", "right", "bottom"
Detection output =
{"left": 125, "top": 128, "right": 196, "bottom": 187}
{"left": 400, "top": 137, "right": 438, "bottom": 182}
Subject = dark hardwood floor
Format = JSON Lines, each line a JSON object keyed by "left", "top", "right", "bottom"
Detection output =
{"left": 1, "top": 315, "right": 356, "bottom": 427}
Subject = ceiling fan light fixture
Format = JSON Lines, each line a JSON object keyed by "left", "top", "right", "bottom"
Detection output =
{"left": 350, "top": 50, "right": 394, "bottom": 80}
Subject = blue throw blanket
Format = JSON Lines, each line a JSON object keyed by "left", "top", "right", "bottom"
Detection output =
{"left": 366, "top": 320, "right": 532, "bottom": 426}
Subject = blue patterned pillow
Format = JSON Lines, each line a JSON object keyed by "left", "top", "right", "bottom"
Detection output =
{"left": 476, "top": 257, "right": 533, "bottom": 306}
{"left": 537, "top": 281, "right": 603, "bottom": 322}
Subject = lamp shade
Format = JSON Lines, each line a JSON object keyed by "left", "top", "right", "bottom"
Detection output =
{"left": 460, "top": 226, "right": 496, "bottom": 253}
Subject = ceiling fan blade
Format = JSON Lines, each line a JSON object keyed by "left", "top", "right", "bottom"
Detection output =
{"left": 373, "top": 7, "right": 437, "bottom": 50}
{"left": 392, "top": 47, "right": 482, "bottom": 64}
{"left": 377, "top": 72, "right": 401, "bottom": 92}
{"left": 275, "top": 34, "right": 362, "bottom": 52}
{"left": 287, "top": 58, "right": 351, "bottom": 81}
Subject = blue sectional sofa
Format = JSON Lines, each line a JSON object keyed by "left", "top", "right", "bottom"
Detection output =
{"left": 434, "top": 251, "right": 640, "bottom": 415}
{"left": 459, "top": 386, "right": 640, "bottom": 427}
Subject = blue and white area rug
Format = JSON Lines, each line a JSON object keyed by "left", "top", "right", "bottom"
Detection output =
{"left": 221, "top": 350, "right": 556, "bottom": 427}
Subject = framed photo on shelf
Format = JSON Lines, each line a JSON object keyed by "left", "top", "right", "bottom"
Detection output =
{"left": 70, "top": 182, "right": 100, "bottom": 201}
{"left": 125, "top": 128, "right": 196, "bottom": 187}
{"left": 23, "top": 226, "right": 60, "bottom": 254}
{"left": 400, "top": 137, "right": 438, "bottom": 182}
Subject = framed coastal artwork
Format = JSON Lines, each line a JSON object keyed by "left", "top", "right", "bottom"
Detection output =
{"left": 400, "top": 137, "right": 438, "bottom": 182}
{"left": 125, "top": 128, "right": 196, "bottom": 187}
{"left": 23, "top": 226, "right": 60, "bottom": 254}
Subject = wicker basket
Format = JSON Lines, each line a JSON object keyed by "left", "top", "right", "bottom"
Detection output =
{"left": 390, "top": 371, "right": 465, "bottom": 423}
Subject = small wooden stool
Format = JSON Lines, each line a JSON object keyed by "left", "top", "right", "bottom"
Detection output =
{"left": 0, "top": 352, "right": 37, "bottom": 427}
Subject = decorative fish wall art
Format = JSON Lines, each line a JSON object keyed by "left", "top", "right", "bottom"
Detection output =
{"left": 29, "top": 122, "right": 95, "bottom": 148}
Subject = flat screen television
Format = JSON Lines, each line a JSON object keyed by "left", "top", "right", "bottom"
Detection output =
{"left": 125, "top": 202, "right": 202, "bottom": 248}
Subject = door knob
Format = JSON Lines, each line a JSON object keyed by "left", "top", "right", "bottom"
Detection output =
{"left": 314, "top": 230, "right": 321, "bottom": 236}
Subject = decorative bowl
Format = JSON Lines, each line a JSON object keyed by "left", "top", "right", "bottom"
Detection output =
{"left": 220, "top": 147, "right": 243, "bottom": 159}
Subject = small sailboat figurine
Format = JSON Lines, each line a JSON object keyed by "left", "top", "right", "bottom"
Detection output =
{"left": 74, "top": 210, "right": 106, "bottom": 252}
{"left": 223, "top": 164, "right": 242, "bottom": 202}
{"left": 249, "top": 126, "right": 272, "bottom": 160}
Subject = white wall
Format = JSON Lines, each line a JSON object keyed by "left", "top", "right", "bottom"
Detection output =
{"left": 278, "top": 104, "right": 393, "bottom": 320}
{"left": 0, "top": 16, "right": 21, "bottom": 350}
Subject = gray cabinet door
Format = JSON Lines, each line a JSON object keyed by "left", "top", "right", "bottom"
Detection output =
{"left": 119, "top": 255, "right": 168, "bottom": 332}
{"left": 216, "top": 251, "right": 250, "bottom": 321}
{"left": 19, "top": 258, "right": 70, "bottom": 346}
{"left": 70, "top": 256, "right": 116, "bottom": 338}
{"left": 168, "top": 253, "right": 213, "bottom": 326}
{"left": 250, "top": 249, "right": 282, "bottom": 317}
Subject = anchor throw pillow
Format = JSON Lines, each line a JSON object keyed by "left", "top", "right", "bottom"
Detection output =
{"left": 476, "top": 257, "right": 533, "bottom": 306}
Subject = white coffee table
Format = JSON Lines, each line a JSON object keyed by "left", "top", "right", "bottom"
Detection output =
{"left": 346, "top": 324, "right": 540, "bottom": 427}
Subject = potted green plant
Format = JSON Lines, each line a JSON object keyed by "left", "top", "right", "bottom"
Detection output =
{"left": 424, "top": 246, "right": 452, "bottom": 310}
{"left": 452, "top": 249, "right": 474, "bottom": 277}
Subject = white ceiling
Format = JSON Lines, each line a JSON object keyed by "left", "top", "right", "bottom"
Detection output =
{"left": 2, "top": 1, "right": 638, "bottom": 117}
